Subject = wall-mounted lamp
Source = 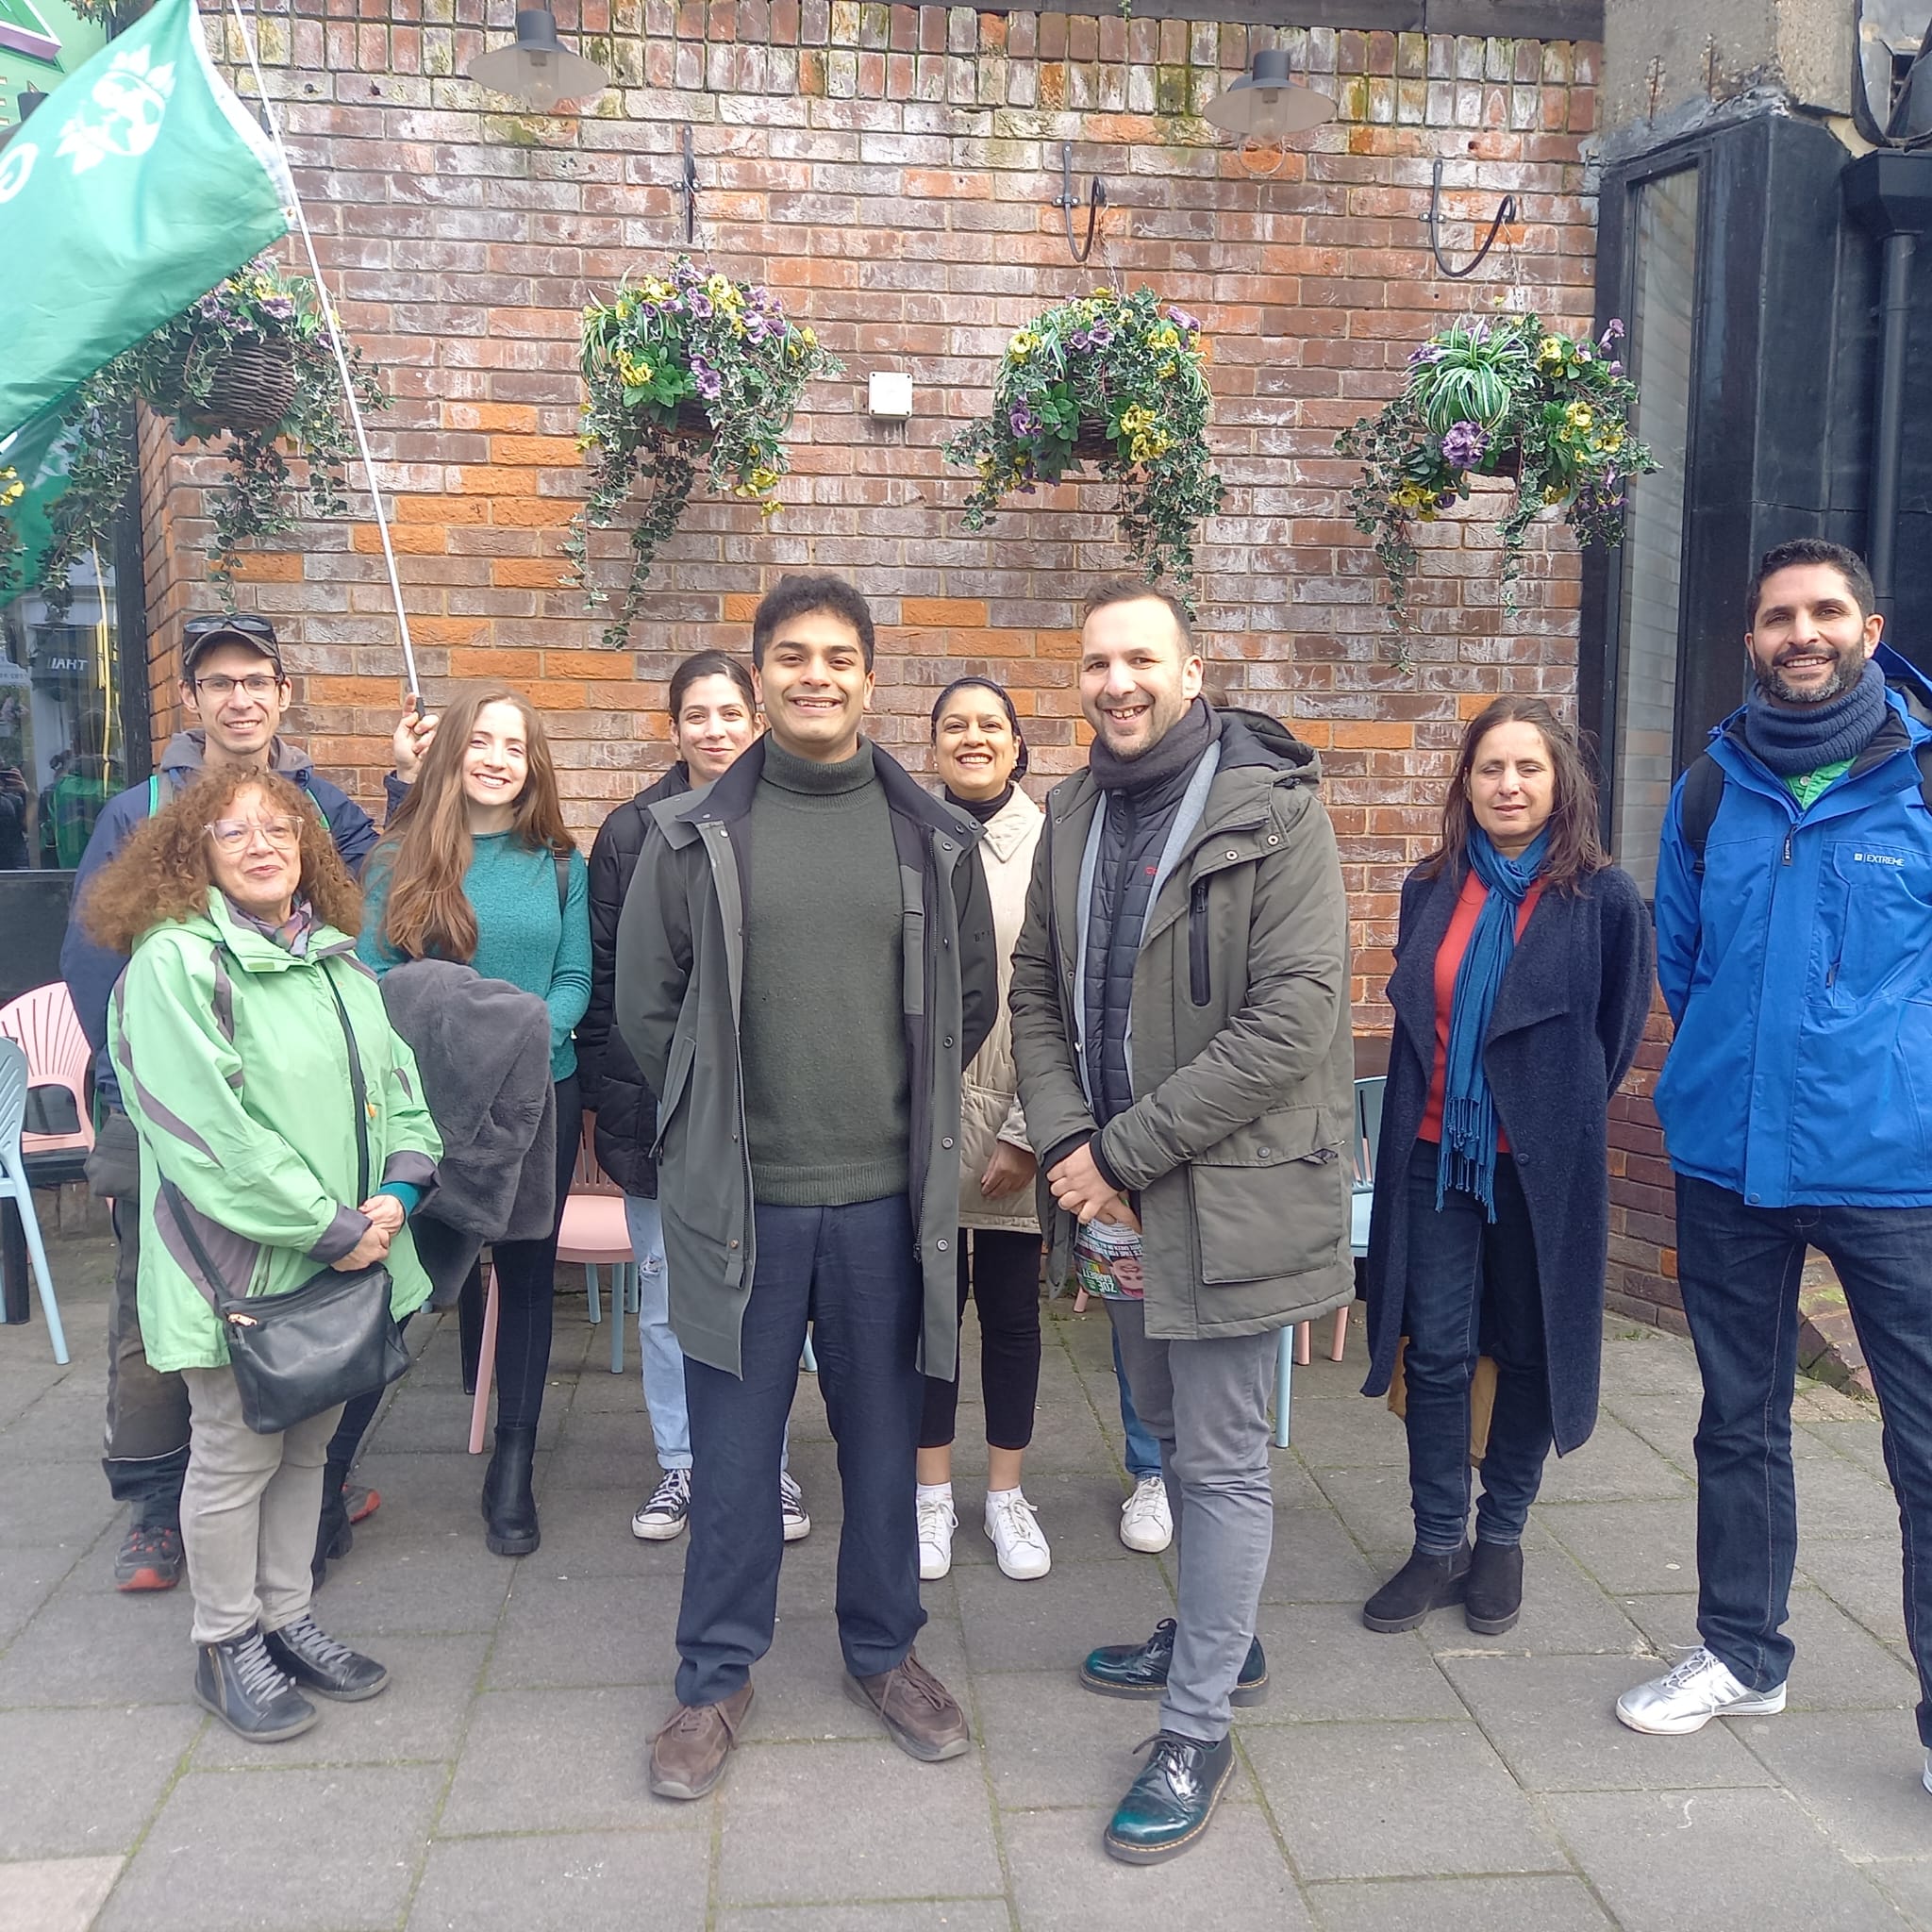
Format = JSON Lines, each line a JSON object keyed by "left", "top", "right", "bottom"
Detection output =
{"left": 16, "top": 87, "right": 47, "bottom": 122}
{"left": 1204, "top": 47, "right": 1336, "bottom": 142}
{"left": 467, "top": 8, "right": 608, "bottom": 113}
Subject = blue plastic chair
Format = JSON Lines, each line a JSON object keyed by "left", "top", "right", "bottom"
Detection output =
{"left": 1272, "top": 1075, "right": 1384, "bottom": 1449}
{"left": 0, "top": 1040, "right": 69, "bottom": 1364}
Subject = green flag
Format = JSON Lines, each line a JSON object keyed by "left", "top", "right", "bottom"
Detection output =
{"left": 0, "top": 0, "right": 293, "bottom": 441}
{"left": 0, "top": 404, "right": 83, "bottom": 596}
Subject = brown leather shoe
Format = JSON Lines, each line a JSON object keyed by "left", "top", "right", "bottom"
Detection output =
{"left": 647, "top": 1681, "right": 754, "bottom": 1799}
{"left": 843, "top": 1649, "right": 972, "bottom": 1762}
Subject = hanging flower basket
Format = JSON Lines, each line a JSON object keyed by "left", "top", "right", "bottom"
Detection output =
{"left": 943, "top": 287, "right": 1224, "bottom": 606}
{"left": 565, "top": 257, "right": 844, "bottom": 648}
{"left": 3, "top": 255, "right": 390, "bottom": 611}
{"left": 1335, "top": 313, "right": 1657, "bottom": 639}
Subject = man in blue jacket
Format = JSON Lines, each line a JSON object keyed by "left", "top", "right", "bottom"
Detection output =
{"left": 1617, "top": 540, "right": 1932, "bottom": 1793}
{"left": 62, "top": 613, "right": 425, "bottom": 1594}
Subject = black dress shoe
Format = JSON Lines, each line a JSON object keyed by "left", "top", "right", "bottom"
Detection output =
{"left": 263, "top": 1613, "right": 390, "bottom": 1701}
{"left": 194, "top": 1630, "right": 318, "bottom": 1743}
{"left": 1079, "top": 1618, "right": 1269, "bottom": 1707}
{"left": 1361, "top": 1543, "right": 1472, "bottom": 1633}
{"left": 1464, "top": 1540, "right": 1524, "bottom": 1635}
{"left": 1103, "top": 1731, "right": 1236, "bottom": 1864}
{"left": 481, "top": 1426, "right": 541, "bottom": 1557}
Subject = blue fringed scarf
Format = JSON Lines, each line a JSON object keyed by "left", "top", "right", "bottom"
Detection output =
{"left": 1437, "top": 826, "right": 1550, "bottom": 1220}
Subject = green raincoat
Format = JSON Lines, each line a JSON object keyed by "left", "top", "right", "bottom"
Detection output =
{"left": 108, "top": 891, "right": 441, "bottom": 1374}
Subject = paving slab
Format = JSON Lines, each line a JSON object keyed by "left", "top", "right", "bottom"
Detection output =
{"left": 0, "top": 1583, "right": 198, "bottom": 1707}
{"left": 1542, "top": 1787, "right": 1907, "bottom": 1932}
{"left": 1242, "top": 1720, "right": 1569, "bottom": 1881}
{"left": 1533, "top": 1418, "right": 1694, "bottom": 1505}
{"left": 1411, "top": 1531, "right": 1653, "bottom": 1660}
{"left": 97, "top": 1763, "right": 444, "bottom": 1932}
{"left": 714, "top": 1906, "right": 1013, "bottom": 1932}
{"left": 486, "top": 1570, "right": 684, "bottom": 1690}
{"left": 1244, "top": 1603, "right": 1466, "bottom": 1724}
{"left": 1260, "top": 1506, "right": 1384, "bottom": 1606}
{"left": 0, "top": 1705, "right": 202, "bottom": 1858}
{"left": 1305, "top": 1874, "right": 1616, "bottom": 1932}
{"left": 407, "top": 1827, "right": 710, "bottom": 1932}
{"left": 1537, "top": 1500, "right": 1700, "bottom": 1596}
{"left": 1001, "top": 1801, "right": 1310, "bottom": 1932}
{"left": 0, "top": 1857, "right": 124, "bottom": 1932}
{"left": 1735, "top": 1711, "right": 1932, "bottom": 1860}
{"left": 713, "top": 1739, "right": 1002, "bottom": 1907}
{"left": 955, "top": 1557, "right": 1173, "bottom": 1674}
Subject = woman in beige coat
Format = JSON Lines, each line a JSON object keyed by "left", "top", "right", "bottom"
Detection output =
{"left": 916, "top": 678, "right": 1049, "bottom": 1583}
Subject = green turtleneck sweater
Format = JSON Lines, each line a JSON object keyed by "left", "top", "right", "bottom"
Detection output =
{"left": 741, "top": 737, "right": 910, "bottom": 1205}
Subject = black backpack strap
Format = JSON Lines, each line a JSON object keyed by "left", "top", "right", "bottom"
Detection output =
{"left": 1678, "top": 753, "right": 1725, "bottom": 876}
{"left": 553, "top": 847, "right": 570, "bottom": 913}
{"left": 1916, "top": 741, "right": 1932, "bottom": 810}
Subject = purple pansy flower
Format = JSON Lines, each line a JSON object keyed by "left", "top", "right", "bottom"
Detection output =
{"left": 1408, "top": 341, "right": 1446, "bottom": 366}
{"left": 1009, "top": 404, "right": 1041, "bottom": 436}
{"left": 1441, "top": 419, "right": 1489, "bottom": 469}
{"left": 687, "top": 291, "right": 713, "bottom": 319}
{"left": 691, "top": 356, "right": 724, "bottom": 400}
{"left": 1087, "top": 321, "right": 1114, "bottom": 348}
{"left": 1600, "top": 318, "right": 1625, "bottom": 347}
{"left": 1167, "top": 308, "right": 1200, "bottom": 334}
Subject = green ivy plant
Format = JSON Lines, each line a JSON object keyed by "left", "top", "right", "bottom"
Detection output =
{"left": 944, "top": 287, "right": 1224, "bottom": 607}
{"left": 566, "top": 257, "right": 844, "bottom": 648}
{"left": 0, "top": 254, "right": 389, "bottom": 609}
{"left": 1336, "top": 313, "right": 1657, "bottom": 641}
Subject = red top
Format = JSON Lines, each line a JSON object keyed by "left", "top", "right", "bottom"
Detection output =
{"left": 1418, "top": 868, "right": 1546, "bottom": 1147}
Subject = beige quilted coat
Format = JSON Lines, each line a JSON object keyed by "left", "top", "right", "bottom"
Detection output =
{"left": 958, "top": 786, "right": 1043, "bottom": 1234}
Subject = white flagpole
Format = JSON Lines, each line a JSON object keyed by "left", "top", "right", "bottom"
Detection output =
{"left": 220, "top": 0, "right": 420, "bottom": 699}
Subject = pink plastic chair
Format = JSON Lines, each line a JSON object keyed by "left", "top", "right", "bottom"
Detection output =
{"left": 467, "top": 1121, "right": 638, "bottom": 1453}
{"left": 0, "top": 982, "right": 95, "bottom": 1160}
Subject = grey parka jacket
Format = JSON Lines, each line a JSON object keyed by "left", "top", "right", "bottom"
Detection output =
{"left": 613, "top": 737, "right": 999, "bottom": 1382}
{"left": 1008, "top": 710, "right": 1355, "bottom": 1340}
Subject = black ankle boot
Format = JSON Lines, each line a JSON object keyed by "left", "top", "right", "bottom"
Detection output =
{"left": 1464, "top": 1540, "right": 1524, "bottom": 1635}
{"left": 264, "top": 1612, "right": 390, "bottom": 1701}
{"left": 481, "top": 1426, "right": 540, "bottom": 1557}
{"left": 1361, "top": 1543, "right": 1472, "bottom": 1633}
{"left": 193, "top": 1629, "right": 318, "bottom": 1743}
{"left": 312, "top": 1464, "right": 354, "bottom": 1589}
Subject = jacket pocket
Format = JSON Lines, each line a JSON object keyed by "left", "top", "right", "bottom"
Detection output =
{"left": 1189, "top": 1106, "right": 1347, "bottom": 1284}
{"left": 1189, "top": 879, "right": 1210, "bottom": 1007}
{"left": 647, "top": 1032, "right": 696, "bottom": 1159}
{"left": 1819, "top": 841, "right": 1932, "bottom": 1007}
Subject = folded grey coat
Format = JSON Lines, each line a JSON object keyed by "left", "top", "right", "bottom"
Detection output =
{"left": 379, "top": 958, "right": 557, "bottom": 1304}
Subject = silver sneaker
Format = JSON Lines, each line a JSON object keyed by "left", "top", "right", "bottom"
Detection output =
{"left": 780, "top": 1472, "right": 811, "bottom": 1543}
{"left": 1923, "top": 1747, "right": 1932, "bottom": 1797}
{"left": 1615, "top": 1646, "right": 1787, "bottom": 1736}
{"left": 631, "top": 1468, "right": 691, "bottom": 1541}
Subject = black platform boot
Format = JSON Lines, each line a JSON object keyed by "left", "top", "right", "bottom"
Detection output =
{"left": 1361, "top": 1542, "right": 1473, "bottom": 1633}
{"left": 481, "top": 1426, "right": 541, "bottom": 1557}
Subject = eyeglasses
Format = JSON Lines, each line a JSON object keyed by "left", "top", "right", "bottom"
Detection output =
{"left": 193, "top": 673, "right": 282, "bottom": 698}
{"left": 204, "top": 815, "right": 304, "bottom": 852}
{"left": 185, "top": 613, "right": 276, "bottom": 641}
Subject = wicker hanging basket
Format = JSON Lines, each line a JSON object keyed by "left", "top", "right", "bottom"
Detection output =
{"left": 172, "top": 337, "right": 299, "bottom": 438}
{"left": 1073, "top": 422, "right": 1117, "bottom": 461}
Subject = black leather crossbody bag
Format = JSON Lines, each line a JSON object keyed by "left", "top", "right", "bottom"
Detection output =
{"left": 159, "top": 973, "right": 409, "bottom": 1435}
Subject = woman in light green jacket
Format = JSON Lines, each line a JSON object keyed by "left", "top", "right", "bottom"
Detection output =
{"left": 88, "top": 766, "right": 439, "bottom": 1747}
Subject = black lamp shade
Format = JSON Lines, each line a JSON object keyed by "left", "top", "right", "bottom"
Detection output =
{"left": 468, "top": 7, "right": 608, "bottom": 111}
{"left": 1205, "top": 47, "right": 1336, "bottom": 139}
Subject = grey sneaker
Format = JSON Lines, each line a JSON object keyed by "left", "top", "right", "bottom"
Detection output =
{"left": 1615, "top": 1647, "right": 1787, "bottom": 1736}
{"left": 780, "top": 1471, "right": 811, "bottom": 1543}
{"left": 632, "top": 1468, "right": 691, "bottom": 1541}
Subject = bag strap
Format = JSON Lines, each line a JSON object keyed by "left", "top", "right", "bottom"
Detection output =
{"left": 553, "top": 846, "right": 569, "bottom": 914}
{"left": 158, "top": 1174, "right": 239, "bottom": 1315}
{"left": 1681, "top": 741, "right": 1932, "bottom": 875}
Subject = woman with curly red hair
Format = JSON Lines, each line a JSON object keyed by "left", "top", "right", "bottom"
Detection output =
{"left": 87, "top": 767, "right": 440, "bottom": 1745}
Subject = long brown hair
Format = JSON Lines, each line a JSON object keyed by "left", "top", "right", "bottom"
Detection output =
{"left": 1420, "top": 697, "right": 1607, "bottom": 892}
{"left": 83, "top": 767, "right": 361, "bottom": 952}
{"left": 374, "top": 686, "right": 571, "bottom": 962}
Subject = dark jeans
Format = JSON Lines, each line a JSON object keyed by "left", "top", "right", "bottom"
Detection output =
{"left": 1400, "top": 1141, "right": 1554, "bottom": 1555}
{"left": 1676, "top": 1174, "right": 1932, "bottom": 1745}
{"left": 453, "top": 1073, "right": 582, "bottom": 1436}
{"left": 918, "top": 1227, "right": 1042, "bottom": 1451}
{"left": 675, "top": 1193, "right": 925, "bottom": 1707}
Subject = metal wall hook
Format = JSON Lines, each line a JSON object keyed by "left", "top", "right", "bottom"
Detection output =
{"left": 1428, "top": 159, "right": 1516, "bottom": 279}
{"left": 1055, "top": 142, "right": 1108, "bottom": 263}
{"left": 676, "top": 125, "right": 699, "bottom": 246}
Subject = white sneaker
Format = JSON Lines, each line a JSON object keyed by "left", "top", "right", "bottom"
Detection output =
{"left": 780, "top": 1472, "right": 811, "bottom": 1543}
{"left": 1119, "top": 1474, "right": 1173, "bottom": 1553}
{"left": 984, "top": 1490, "right": 1051, "bottom": 1581}
{"left": 1615, "top": 1647, "right": 1787, "bottom": 1736}
{"left": 631, "top": 1468, "right": 691, "bottom": 1541}
{"left": 918, "top": 1489, "right": 957, "bottom": 1580}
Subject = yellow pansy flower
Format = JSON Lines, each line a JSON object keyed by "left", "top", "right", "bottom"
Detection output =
{"left": 1564, "top": 402, "right": 1593, "bottom": 431}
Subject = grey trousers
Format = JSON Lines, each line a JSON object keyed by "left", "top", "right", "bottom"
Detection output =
{"left": 1107, "top": 1298, "right": 1277, "bottom": 1742}
{"left": 178, "top": 1368, "right": 345, "bottom": 1647}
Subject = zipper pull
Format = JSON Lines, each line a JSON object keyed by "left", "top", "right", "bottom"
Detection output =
{"left": 1783, "top": 835, "right": 1792, "bottom": 865}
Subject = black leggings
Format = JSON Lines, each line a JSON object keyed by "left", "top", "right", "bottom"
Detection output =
{"left": 919, "top": 1227, "right": 1043, "bottom": 1453}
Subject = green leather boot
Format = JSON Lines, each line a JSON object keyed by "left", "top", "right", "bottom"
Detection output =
{"left": 1103, "top": 1731, "right": 1236, "bottom": 1864}
{"left": 1079, "top": 1618, "right": 1268, "bottom": 1706}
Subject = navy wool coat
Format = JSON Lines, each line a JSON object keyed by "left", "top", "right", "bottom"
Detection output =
{"left": 1360, "top": 860, "right": 1655, "bottom": 1455}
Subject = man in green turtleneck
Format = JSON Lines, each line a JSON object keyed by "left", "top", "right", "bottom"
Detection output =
{"left": 616, "top": 574, "right": 998, "bottom": 1803}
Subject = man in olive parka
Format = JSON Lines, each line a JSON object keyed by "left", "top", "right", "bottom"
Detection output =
{"left": 1008, "top": 582, "right": 1354, "bottom": 1865}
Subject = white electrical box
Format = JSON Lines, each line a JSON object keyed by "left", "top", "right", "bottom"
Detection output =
{"left": 868, "top": 371, "right": 914, "bottom": 419}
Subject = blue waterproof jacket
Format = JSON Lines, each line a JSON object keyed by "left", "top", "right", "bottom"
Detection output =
{"left": 1654, "top": 659, "right": 1932, "bottom": 1208}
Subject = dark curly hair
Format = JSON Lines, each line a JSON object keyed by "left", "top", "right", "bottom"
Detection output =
{"left": 82, "top": 767, "right": 362, "bottom": 954}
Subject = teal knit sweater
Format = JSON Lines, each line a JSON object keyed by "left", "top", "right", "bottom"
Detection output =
{"left": 358, "top": 833, "right": 591, "bottom": 1080}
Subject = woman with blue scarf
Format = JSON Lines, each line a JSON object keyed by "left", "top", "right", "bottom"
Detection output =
{"left": 1358, "top": 698, "right": 1653, "bottom": 1638}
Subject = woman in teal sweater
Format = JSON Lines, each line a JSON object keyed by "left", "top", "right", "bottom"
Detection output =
{"left": 358, "top": 686, "right": 590, "bottom": 1556}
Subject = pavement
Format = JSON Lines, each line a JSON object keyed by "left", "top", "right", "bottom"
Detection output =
{"left": 2, "top": 1229, "right": 1929, "bottom": 1932}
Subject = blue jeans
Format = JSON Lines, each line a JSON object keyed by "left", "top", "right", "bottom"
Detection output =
{"left": 1400, "top": 1141, "right": 1553, "bottom": 1555}
{"left": 1112, "top": 1324, "right": 1162, "bottom": 1481}
{"left": 625, "top": 1194, "right": 786, "bottom": 1477}
{"left": 675, "top": 1195, "right": 925, "bottom": 1707}
{"left": 1676, "top": 1174, "right": 1932, "bottom": 1744}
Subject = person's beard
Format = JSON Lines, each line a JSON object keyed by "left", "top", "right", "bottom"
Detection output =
{"left": 1752, "top": 644, "right": 1864, "bottom": 707}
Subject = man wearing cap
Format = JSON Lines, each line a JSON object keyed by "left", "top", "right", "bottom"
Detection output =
{"left": 61, "top": 613, "right": 430, "bottom": 1595}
